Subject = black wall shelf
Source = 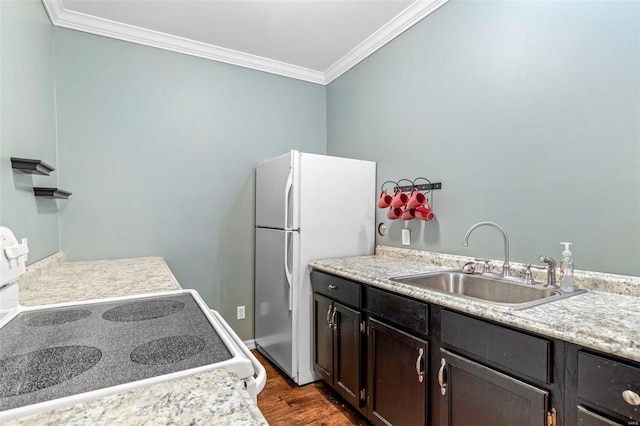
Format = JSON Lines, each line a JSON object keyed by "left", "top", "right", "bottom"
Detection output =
{"left": 11, "top": 157, "right": 55, "bottom": 175}
{"left": 33, "top": 188, "right": 72, "bottom": 199}
{"left": 10, "top": 157, "right": 72, "bottom": 199}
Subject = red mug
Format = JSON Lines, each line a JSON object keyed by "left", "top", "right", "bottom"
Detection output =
{"left": 415, "top": 206, "right": 434, "bottom": 221}
{"left": 387, "top": 207, "right": 402, "bottom": 220}
{"left": 377, "top": 190, "right": 392, "bottom": 208}
{"left": 401, "top": 206, "right": 415, "bottom": 220}
{"left": 407, "top": 188, "right": 426, "bottom": 209}
{"left": 390, "top": 189, "right": 408, "bottom": 208}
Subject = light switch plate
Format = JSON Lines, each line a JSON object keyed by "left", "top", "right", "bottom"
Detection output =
{"left": 402, "top": 228, "right": 410, "bottom": 246}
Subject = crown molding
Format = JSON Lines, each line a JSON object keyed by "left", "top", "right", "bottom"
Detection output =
{"left": 41, "top": 0, "right": 326, "bottom": 84}
{"left": 41, "top": 0, "right": 449, "bottom": 86}
{"left": 324, "top": 0, "right": 450, "bottom": 85}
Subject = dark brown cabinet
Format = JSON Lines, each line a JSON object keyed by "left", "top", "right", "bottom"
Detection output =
{"left": 312, "top": 273, "right": 366, "bottom": 412}
{"left": 368, "top": 317, "right": 428, "bottom": 426}
{"left": 438, "top": 309, "right": 557, "bottom": 426}
{"left": 573, "top": 351, "right": 640, "bottom": 425}
{"left": 333, "top": 300, "right": 364, "bottom": 407}
{"left": 312, "top": 271, "right": 430, "bottom": 425}
{"left": 313, "top": 293, "right": 334, "bottom": 380}
{"left": 311, "top": 269, "right": 640, "bottom": 426}
{"left": 438, "top": 348, "right": 549, "bottom": 426}
{"left": 366, "top": 286, "right": 430, "bottom": 426}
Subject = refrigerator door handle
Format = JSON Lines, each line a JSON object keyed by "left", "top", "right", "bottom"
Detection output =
{"left": 284, "top": 231, "right": 293, "bottom": 311}
{"left": 283, "top": 169, "right": 293, "bottom": 230}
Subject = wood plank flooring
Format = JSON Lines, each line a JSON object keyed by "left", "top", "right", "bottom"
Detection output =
{"left": 252, "top": 350, "right": 370, "bottom": 426}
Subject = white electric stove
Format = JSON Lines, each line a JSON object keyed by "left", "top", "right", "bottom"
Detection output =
{"left": 0, "top": 227, "right": 265, "bottom": 422}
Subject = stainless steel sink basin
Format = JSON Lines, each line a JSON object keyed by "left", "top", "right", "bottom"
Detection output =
{"left": 390, "top": 270, "right": 585, "bottom": 310}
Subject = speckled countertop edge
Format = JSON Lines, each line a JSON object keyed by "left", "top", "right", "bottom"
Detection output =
{"left": 310, "top": 246, "right": 640, "bottom": 363}
{"left": 4, "top": 253, "right": 268, "bottom": 425}
{"left": 4, "top": 369, "right": 267, "bottom": 426}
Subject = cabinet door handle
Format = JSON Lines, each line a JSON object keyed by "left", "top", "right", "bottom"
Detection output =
{"left": 328, "top": 285, "right": 337, "bottom": 291}
{"left": 326, "top": 306, "right": 333, "bottom": 329}
{"left": 330, "top": 307, "right": 337, "bottom": 329}
{"left": 438, "top": 358, "right": 447, "bottom": 396}
{"left": 415, "top": 347, "right": 425, "bottom": 383}
{"left": 622, "top": 390, "right": 640, "bottom": 406}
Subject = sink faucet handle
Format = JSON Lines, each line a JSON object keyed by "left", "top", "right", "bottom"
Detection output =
{"left": 522, "top": 263, "right": 546, "bottom": 285}
{"left": 474, "top": 258, "right": 491, "bottom": 273}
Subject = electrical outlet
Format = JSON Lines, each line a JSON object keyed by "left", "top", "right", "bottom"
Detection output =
{"left": 402, "top": 228, "right": 411, "bottom": 246}
{"left": 237, "top": 305, "right": 245, "bottom": 320}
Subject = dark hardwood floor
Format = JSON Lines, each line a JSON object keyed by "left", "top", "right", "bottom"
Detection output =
{"left": 252, "top": 350, "right": 370, "bottom": 426}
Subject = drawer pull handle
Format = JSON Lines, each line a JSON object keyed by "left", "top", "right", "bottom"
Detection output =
{"left": 415, "top": 348, "right": 424, "bottom": 383}
{"left": 326, "top": 306, "right": 333, "bottom": 329}
{"left": 438, "top": 358, "right": 447, "bottom": 395}
{"left": 622, "top": 390, "right": 640, "bottom": 406}
{"left": 328, "top": 285, "right": 337, "bottom": 291}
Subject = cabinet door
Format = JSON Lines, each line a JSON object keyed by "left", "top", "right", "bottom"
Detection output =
{"left": 313, "top": 293, "right": 334, "bottom": 381}
{"left": 368, "top": 317, "right": 428, "bottom": 426}
{"left": 439, "top": 348, "right": 548, "bottom": 426}
{"left": 334, "top": 301, "right": 364, "bottom": 410}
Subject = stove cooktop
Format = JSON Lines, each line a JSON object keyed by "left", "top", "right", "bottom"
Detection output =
{"left": 0, "top": 293, "right": 233, "bottom": 413}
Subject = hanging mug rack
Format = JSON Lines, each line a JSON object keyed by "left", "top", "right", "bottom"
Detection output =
{"left": 377, "top": 177, "right": 442, "bottom": 221}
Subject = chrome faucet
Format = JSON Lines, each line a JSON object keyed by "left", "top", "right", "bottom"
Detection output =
{"left": 538, "top": 255, "right": 558, "bottom": 289}
{"left": 462, "top": 221, "right": 511, "bottom": 277}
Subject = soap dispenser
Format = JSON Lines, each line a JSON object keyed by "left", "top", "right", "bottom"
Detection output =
{"left": 559, "top": 242, "right": 574, "bottom": 292}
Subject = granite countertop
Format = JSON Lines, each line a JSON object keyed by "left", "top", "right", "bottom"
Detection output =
{"left": 17, "top": 253, "right": 182, "bottom": 306}
{"left": 5, "top": 253, "right": 268, "bottom": 426}
{"left": 310, "top": 247, "right": 640, "bottom": 363}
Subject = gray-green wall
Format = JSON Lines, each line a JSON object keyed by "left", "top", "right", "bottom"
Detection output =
{"left": 327, "top": 0, "right": 640, "bottom": 277}
{"left": 1, "top": 0, "right": 60, "bottom": 261}
{"left": 53, "top": 29, "right": 326, "bottom": 339}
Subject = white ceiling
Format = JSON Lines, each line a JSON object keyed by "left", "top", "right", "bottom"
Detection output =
{"left": 41, "top": 0, "right": 449, "bottom": 85}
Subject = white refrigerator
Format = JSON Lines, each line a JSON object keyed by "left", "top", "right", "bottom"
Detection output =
{"left": 254, "top": 150, "right": 375, "bottom": 385}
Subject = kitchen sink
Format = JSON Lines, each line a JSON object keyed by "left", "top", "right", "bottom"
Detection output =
{"left": 390, "top": 270, "right": 586, "bottom": 310}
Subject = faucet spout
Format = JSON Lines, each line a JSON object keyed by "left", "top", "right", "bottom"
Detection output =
{"left": 462, "top": 221, "right": 511, "bottom": 277}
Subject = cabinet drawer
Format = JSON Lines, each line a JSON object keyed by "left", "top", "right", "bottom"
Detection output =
{"left": 578, "top": 351, "right": 640, "bottom": 421}
{"left": 441, "top": 310, "right": 551, "bottom": 384}
{"left": 577, "top": 406, "right": 625, "bottom": 426}
{"left": 311, "top": 271, "right": 362, "bottom": 309}
{"left": 366, "top": 287, "right": 428, "bottom": 336}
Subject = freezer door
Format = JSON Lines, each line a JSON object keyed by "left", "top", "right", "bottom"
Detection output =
{"left": 256, "top": 151, "right": 298, "bottom": 230}
{"left": 254, "top": 227, "right": 295, "bottom": 379}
